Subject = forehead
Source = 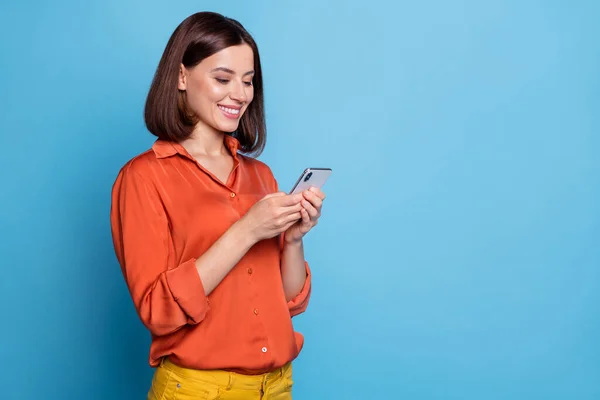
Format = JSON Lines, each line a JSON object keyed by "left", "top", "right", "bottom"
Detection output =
{"left": 200, "top": 44, "right": 254, "bottom": 71}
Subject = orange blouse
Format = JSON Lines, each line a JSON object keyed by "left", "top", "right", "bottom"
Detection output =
{"left": 110, "top": 135, "right": 311, "bottom": 374}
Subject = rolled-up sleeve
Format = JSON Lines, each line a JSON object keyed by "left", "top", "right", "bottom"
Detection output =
{"left": 110, "top": 166, "right": 209, "bottom": 336}
{"left": 287, "top": 261, "right": 312, "bottom": 317}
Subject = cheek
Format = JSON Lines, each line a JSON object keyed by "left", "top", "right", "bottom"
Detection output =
{"left": 203, "top": 81, "right": 228, "bottom": 103}
{"left": 190, "top": 80, "right": 226, "bottom": 111}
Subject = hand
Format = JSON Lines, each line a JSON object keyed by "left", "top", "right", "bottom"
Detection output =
{"left": 240, "top": 192, "right": 304, "bottom": 244}
{"left": 284, "top": 187, "right": 326, "bottom": 244}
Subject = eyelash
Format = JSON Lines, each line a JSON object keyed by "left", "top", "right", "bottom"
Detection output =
{"left": 215, "top": 78, "right": 252, "bottom": 86}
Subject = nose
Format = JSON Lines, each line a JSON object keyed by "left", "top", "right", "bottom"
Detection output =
{"left": 229, "top": 80, "right": 248, "bottom": 103}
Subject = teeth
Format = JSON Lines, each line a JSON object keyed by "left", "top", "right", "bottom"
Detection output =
{"left": 219, "top": 105, "right": 240, "bottom": 115}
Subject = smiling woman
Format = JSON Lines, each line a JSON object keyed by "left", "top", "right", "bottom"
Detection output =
{"left": 109, "top": 11, "right": 326, "bottom": 400}
{"left": 144, "top": 12, "right": 265, "bottom": 156}
{"left": 177, "top": 45, "right": 255, "bottom": 139}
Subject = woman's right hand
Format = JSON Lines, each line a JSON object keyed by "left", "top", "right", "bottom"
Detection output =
{"left": 240, "top": 192, "right": 304, "bottom": 244}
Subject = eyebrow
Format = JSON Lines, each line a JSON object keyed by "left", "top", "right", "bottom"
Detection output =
{"left": 211, "top": 67, "right": 255, "bottom": 77}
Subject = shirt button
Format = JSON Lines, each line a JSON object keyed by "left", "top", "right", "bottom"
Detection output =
{"left": 253, "top": 308, "right": 259, "bottom": 315}
{"left": 261, "top": 347, "right": 267, "bottom": 353}
{"left": 230, "top": 192, "right": 236, "bottom": 198}
{"left": 247, "top": 268, "right": 253, "bottom": 275}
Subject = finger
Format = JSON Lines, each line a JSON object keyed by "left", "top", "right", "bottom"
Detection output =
{"left": 298, "top": 209, "right": 312, "bottom": 234}
{"left": 302, "top": 190, "right": 323, "bottom": 210}
{"left": 301, "top": 208, "right": 311, "bottom": 225}
{"left": 309, "top": 187, "right": 326, "bottom": 200}
{"left": 263, "top": 191, "right": 287, "bottom": 200}
{"left": 301, "top": 199, "right": 319, "bottom": 219}
{"left": 281, "top": 211, "right": 302, "bottom": 226}
{"left": 272, "top": 193, "right": 304, "bottom": 207}
{"left": 281, "top": 218, "right": 298, "bottom": 232}
{"left": 279, "top": 202, "right": 303, "bottom": 216}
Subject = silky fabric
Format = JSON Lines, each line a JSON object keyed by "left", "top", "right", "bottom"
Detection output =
{"left": 148, "top": 358, "right": 293, "bottom": 400}
{"left": 110, "top": 135, "right": 311, "bottom": 373}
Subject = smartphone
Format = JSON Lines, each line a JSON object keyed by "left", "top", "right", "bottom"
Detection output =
{"left": 289, "top": 168, "right": 332, "bottom": 194}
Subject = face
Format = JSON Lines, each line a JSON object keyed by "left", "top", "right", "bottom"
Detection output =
{"left": 178, "top": 44, "right": 255, "bottom": 135}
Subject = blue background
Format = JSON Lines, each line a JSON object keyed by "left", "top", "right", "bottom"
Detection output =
{"left": 1, "top": 0, "right": 598, "bottom": 399}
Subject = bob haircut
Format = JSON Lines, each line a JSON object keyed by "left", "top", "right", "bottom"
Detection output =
{"left": 144, "top": 12, "right": 266, "bottom": 157}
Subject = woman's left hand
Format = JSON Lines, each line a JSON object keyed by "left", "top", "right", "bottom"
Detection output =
{"left": 283, "top": 187, "right": 326, "bottom": 244}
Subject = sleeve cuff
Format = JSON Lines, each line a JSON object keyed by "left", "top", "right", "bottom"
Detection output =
{"left": 287, "top": 261, "right": 312, "bottom": 317}
{"left": 165, "top": 258, "right": 210, "bottom": 324}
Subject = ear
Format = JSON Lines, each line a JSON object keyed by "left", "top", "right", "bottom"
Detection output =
{"left": 177, "top": 64, "right": 187, "bottom": 91}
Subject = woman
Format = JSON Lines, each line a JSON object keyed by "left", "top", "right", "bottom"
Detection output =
{"left": 110, "top": 11, "right": 325, "bottom": 400}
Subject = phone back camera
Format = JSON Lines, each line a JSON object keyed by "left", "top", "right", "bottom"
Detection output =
{"left": 304, "top": 172, "right": 312, "bottom": 182}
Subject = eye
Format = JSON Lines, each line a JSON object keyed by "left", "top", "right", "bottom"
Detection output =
{"left": 243, "top": 81, "right": 253, "bottom": 87}
{"left": 215, "top": 78, "right": 229, "bottom": 84}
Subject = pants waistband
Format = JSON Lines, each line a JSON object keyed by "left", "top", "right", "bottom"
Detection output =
{"left": 160, "top": 358, "right": 291, "bottom": 391}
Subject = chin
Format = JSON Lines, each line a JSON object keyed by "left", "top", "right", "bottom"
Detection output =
{"left": 213, "top": 115, "right": 242, "bottom": 133}
{"left": 216, "top": 121, "right": 240, "bottom": 133}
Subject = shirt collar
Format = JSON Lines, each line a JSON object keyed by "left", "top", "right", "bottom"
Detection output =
{"left": 152, "top": 134, "right": 241, "bottom": 160}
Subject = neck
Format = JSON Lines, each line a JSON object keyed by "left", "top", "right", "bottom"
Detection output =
{"left": 180, "top": 123, "right": 227, "bottom": 157}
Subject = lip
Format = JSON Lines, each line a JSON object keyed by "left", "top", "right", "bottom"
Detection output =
{"left": 218, "top": 104, "right": 242, "bottom": 110}
{"left": 218, "top": 104, "right": 242, "bottom": 120}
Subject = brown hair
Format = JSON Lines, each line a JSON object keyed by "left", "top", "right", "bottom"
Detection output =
{"left": 144, "top": 12, "right": 266, "bottom": 156}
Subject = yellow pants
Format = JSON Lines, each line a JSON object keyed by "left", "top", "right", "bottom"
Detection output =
{"left": 148, "top": 358, "right": 294, "bottom": 400}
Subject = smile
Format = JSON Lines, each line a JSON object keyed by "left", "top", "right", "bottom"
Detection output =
{"left": 218, "top": 105, "right": 241, "bottom": 118}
